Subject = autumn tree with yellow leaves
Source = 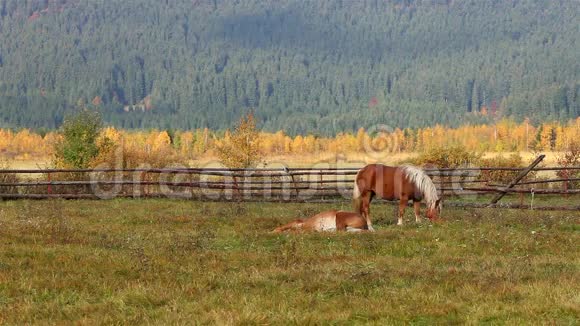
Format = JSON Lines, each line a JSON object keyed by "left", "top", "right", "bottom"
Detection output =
{"left": 216, "top": 113, "right": 263, "bottom": 168}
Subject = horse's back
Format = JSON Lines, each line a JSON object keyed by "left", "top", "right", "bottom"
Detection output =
{"left": 304, "top": 210, "right": 338, "bottom": 231}
{"left": 356, "top": 164, "right": 397, "bottom": 199}
{"left": 305, "top": 210, "right": 367, "bottom": 232}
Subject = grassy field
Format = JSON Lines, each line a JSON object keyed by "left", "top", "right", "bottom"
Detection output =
{"left": 0, "top": 199, "right": 578, "bottom": 324}
{"left": 2, "top": 151, "right": 564, "bottom": 169}
{"left": 1, "top": 159, "right": 51, "bottom": 170}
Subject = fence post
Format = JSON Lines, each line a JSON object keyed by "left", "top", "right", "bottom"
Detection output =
{"left": 47, "top": 172, "right": 52, "bottom": 195}
{"left": 440, "top": 175, "right": 445, "bottom": 202}
{"left": 141, "top": 171, "right": 147, "bottom": 197}
{"left": 233, "top": 175, "right": 242, "bottom": 201}
{"left": 563, "top": 170, "right": 569, "bottom": 197}
{"left": 319, "top": 173, "right": 324, "bottom": 200}
{"left": 489, "top": 154, "right": 545, "bottom": 205}
{"left": 290, "top": 174, "right": 299, "bottom": 199}
{"left": 190, "top": 172, "right": 195, "bottom": 199}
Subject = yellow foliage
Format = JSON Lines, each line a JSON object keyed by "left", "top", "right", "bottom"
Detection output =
{"left": 1, "top": 118, "right": 579, "bottom": 162}
{"left": 215, "top": 113, "right": 263, "bottom": 168}
{"left": 408, "top": 145, "right": 481, "bottom": 168}
{"left": 479, "top": 153, "right": 528, "bottom": 184}
{"left": 152, "top": 131, "right": 171, "bottom": 152}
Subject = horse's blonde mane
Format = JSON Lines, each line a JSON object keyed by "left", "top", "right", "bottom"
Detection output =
{"left": 400, "top": 165, "right": 439, "bottom": 208}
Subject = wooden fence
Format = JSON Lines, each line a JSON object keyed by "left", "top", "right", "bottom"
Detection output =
{"left": 1, "top": 157, "right": 579, "bottom": 210}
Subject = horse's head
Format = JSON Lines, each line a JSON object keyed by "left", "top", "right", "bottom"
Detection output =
{"left": 426, "top": 199, "right": 442, "bottom": 220}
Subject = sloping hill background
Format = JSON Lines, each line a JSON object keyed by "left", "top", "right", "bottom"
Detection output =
{"left": 0, "top": 0, "right": 578, "bottom": 134}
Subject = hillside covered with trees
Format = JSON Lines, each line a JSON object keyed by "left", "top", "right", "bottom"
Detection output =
{"left": 0, "top": 0, "right": 578, "bottom": 134}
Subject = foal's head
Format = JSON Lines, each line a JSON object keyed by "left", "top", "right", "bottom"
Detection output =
{"left": 426, "top": 199, "right": 442, "bottom": 220}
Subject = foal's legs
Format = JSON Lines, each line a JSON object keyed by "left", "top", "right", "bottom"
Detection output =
{"left": 361, "top": 192, "right": 375, "bottom": 231}
{"left": 272, "top": 219, "right": 304, "bottom": 233}
{"left": 414, "top": 201, "right": 422, "bottom": 223}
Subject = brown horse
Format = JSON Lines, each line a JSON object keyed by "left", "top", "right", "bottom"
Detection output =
{"left": 353, "top": 164, "right": 441, "bottom": 230}
{"left": 273, "top": 210, "right": 368, "bottom": 233}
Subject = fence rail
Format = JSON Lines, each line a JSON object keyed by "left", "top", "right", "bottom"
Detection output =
{"left": 1, "top": 162, "right": 579, "bottom": 210}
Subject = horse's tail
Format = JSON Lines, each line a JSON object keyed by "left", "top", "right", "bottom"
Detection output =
{"left": 352, "top": 170, "right": 363, "bottom": 214}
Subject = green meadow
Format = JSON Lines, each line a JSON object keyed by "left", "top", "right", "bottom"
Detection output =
{"left": 0, "top": 199, "right": 578, "bottom": 324}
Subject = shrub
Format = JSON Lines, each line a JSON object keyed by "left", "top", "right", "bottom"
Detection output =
{"left": 556, "top": 141, "right": 580, "bottom": 189}
{"left": 53, "top": 110, "right": 112, "bottom": 169}
{"left": 0, "top": 160, "right": 19, "bottom": 195}
{"left": 405, "top": 145, "right": 481, "bottom": 168}
{"left": 479, "top": 153, "right": 528, "bottom": 184}
{"left": 91, "top": 142, "right": 185, "bottom": 170}
{"left": 215, "top": 112, "right": 263, "bottom": 168}
{"left": 89, "top": 144, "right": 190, "bottom": 196}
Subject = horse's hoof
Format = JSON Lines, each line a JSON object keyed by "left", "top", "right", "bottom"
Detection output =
{"left": 368, "top": 226, "right": 376, "bottom": 232}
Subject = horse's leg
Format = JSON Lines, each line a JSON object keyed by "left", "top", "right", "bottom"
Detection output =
{"left": 414, "top": 200, "right": 422, "bottom": 223}
{"left": 362, "top": 192, "right": 375, "bottom": 232}
{"left": 337, "top": 212, "right": 367, "bottom": 232}
{"left": 272, "top": 219, "right": 304, "bottom": 233}
{"left": 397, "top": 196, "right": 408, "bottom": 226}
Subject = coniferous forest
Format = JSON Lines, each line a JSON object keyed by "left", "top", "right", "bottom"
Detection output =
{"left": 0, "top": 0, "right": 578, "bottom": 135}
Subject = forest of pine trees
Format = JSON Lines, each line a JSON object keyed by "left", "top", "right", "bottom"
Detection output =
{"left": 0, "top": 0, "right": 578, "bottom": 134}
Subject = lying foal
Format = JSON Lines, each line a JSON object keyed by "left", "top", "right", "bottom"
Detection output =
{"left": 273, "top": 210, "right": 368, "bottom": 233}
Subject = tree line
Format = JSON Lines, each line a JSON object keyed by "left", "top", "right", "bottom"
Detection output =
{"left": 2, "top": 118, "right": 579, "bottom": 163}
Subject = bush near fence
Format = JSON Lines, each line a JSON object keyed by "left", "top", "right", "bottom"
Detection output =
{"left": 404, "top": 145, "right": 482, "bottom": 168}
{"left": 556, "top": 141, "right": 580, "bottom": 189}
{"left": 0, "top": 161, "right": 18, "bottom": 195}
{"left": 478, "top": 153, "right": 537, "bottom": 186}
